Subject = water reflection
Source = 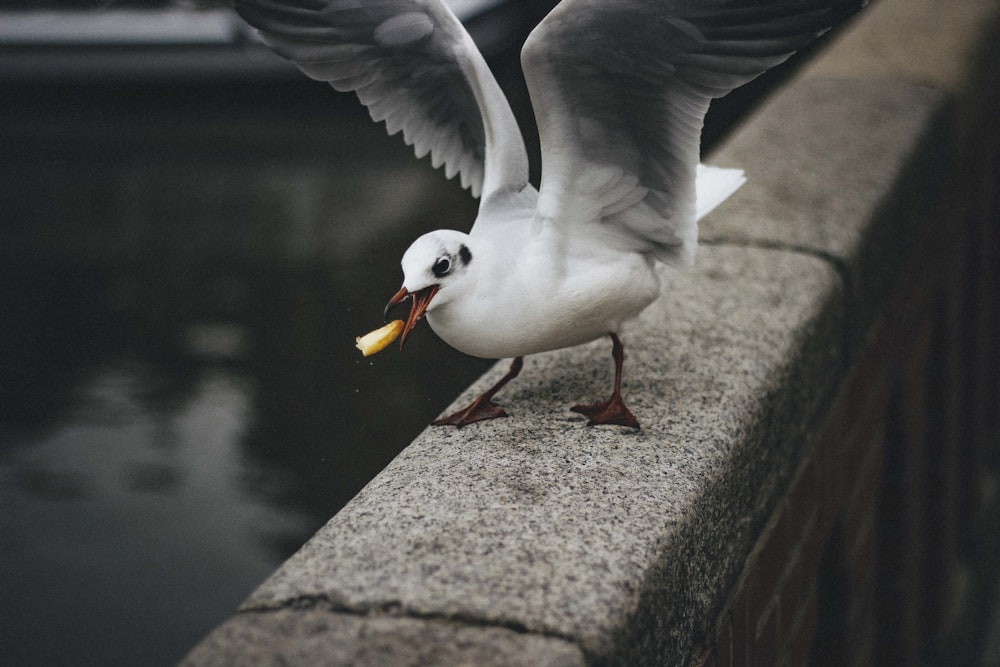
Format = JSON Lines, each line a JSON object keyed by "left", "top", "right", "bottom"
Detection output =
{"left": 0, "top": 81, "right": 491, "bottom": 665}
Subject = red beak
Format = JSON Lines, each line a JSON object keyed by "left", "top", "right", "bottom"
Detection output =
{"left": 385, "top": 285, "right": 439, "bottom": 348}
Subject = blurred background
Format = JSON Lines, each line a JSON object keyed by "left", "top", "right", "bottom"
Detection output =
{"left": 0, "top": 1, "right": 830, "bottom": 665}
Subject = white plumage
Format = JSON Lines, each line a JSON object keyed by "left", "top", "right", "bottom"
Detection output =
{"left": 234, "top": 0, "right": 861, "bottom": 427}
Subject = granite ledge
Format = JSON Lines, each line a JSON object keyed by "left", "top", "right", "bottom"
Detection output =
{"left": 180, "top": 608, "right": 585, "bottom": 667}
{"left": 228, "top": 243, "right": 844, "bottom": 664}
{"left": 699, "top": 75, "right": 952, "bottom": 355}
{"left": 181, "top": 1, "right": 1000, "bottom": 665}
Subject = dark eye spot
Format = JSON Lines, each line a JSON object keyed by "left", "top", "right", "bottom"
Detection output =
{"left": 432, "top": 257, "right": 452, "bottom": 278}
{"left": 459, "top": 244, "right": 472, "bottom": 265}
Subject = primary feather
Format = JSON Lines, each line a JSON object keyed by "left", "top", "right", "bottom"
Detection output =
{"left": 233, "top": 0, "right": 861, "bottom": 265}
{"left": 522, "top": 0, "right": 862, "bottom": 266}
{"left": 234, "top": 0, "right": 529, "bottom": 199}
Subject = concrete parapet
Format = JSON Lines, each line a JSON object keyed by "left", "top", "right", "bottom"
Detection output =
{"left": 183, "top": 1, "right": 1000, "bottom": 665}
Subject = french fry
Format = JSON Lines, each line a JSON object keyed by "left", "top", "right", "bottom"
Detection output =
{"left": 355, "top": 320, "right": 404, "bottom": 357}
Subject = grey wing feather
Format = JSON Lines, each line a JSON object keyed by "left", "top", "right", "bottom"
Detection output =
{"left": 234, "top": 0, "right": 529, "bottom": 198}
{"left": 523, "top": 0, "right": 864, "bottom": 266}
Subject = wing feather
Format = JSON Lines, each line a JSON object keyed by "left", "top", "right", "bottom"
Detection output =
{"left": 522, "top": 0, "right": 864, "bottom": 267}
{"left": 233, "top": 0, "right": 530, "bottom": 200}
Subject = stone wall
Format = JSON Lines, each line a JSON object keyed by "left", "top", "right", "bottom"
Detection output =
{"left": 183, "top": 1, "right": 1000, "bottom": 665}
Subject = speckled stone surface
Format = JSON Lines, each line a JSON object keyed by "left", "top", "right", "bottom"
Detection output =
{"left": 801, "top": 0, "right": 1000, "bottom": 92}
{"left": 236, "top": 244, "right": 844, "bottom": 663}
{"left": 700, "top": 76, "right": 947, "bottom": 349}
{"left": 180, "top": 608, "right": 585, "bottom": 667}
{"left": 182, "top": 1, "right": 1000, "bottom": 665}
{"left": 701, "top": 78, "right": 943, "bottom": 260}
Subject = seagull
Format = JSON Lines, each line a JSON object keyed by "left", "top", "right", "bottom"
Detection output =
{"left": 233, "top": 0, "right": 861, "bottom": 428}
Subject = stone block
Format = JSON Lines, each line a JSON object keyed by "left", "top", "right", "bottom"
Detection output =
{"left": 181, "top": 608, "right": 584, "bottom": 667}
{"left": 240, "top": 244, "right": 844, "bottom": 663}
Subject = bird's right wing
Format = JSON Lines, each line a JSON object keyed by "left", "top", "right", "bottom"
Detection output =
{"left": 233, "top": 0, "right": 531, "bottom": 200}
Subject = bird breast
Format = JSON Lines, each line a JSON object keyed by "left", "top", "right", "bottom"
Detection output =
{"left": 426, "top": 239, "right": 660, "bottom": 360}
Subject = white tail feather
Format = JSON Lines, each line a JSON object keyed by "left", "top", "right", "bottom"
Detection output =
{"left": 695, "top": 164, "right": 746, "bottom": 221}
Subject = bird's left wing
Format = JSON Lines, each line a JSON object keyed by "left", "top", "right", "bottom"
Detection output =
{"left": 522, "top": 0, "right": 863, "bottom": 267}
{"left": 233, "top": 0, "right": 530, "bottom": 200}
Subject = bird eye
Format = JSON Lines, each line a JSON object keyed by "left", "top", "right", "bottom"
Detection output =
{"left": 432, "top": 257, "right": 452, "bottom": 278}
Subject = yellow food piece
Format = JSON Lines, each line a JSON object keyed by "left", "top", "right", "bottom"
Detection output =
{"left": 355, "top": 320, "right": 404, "bottom": 357}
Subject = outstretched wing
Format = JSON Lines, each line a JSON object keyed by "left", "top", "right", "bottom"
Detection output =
{"left": 233, "top": 0, "right": 530, "bottom": 199}
{"left": 522, "top": 0, "right": 863, "bottom": 267}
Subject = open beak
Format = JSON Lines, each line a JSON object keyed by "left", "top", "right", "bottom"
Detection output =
{"left": 384, "top": 285, "right": 439, "bottom": 349}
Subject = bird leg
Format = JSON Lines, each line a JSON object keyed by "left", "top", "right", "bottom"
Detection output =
{"left": 433, "top": 356, "right": 524, "bottom": 428}
{"left": 571, "top": 333, "right": 640, "bottom": 429}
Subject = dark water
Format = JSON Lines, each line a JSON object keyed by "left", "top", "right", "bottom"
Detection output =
{"left": 0, "top": 9, "right": 838, "bottom": 659}
{"left": 0, "top": 80, "right": 493, "bottom": 666}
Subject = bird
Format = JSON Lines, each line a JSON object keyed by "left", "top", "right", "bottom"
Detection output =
{"left": 232, "top": 0, "right": 863, "bottom": 429}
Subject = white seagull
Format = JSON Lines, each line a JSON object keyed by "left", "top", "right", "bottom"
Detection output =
{"left": 234, "top": 0, "right": 861, "bottom": 428}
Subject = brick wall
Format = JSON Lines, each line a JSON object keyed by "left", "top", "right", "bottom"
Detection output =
{"left": 699, "top": 71, "right": 1000, "bottom": 667}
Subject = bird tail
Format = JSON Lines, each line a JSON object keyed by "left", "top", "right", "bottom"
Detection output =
{"left": 695, "top": 164, "right": 747, "bottom": 221}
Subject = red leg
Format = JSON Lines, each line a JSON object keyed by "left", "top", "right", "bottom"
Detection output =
{"left": 571, "top": 333, "right": 640, "bottom": 429}
{"left": 433, "top": 357, "right": 524, "bottom": 428}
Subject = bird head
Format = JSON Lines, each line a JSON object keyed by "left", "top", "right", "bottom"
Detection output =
{"left": 384, "top": 230, "right": 475, "bottom": 348}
